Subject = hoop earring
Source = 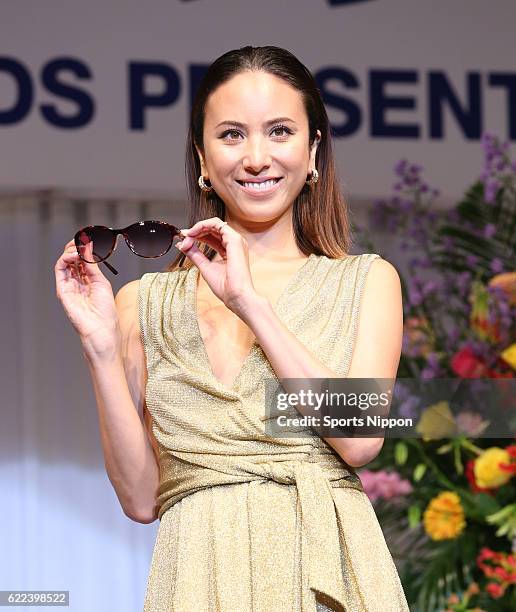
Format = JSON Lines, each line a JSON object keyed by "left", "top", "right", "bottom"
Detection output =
{"left": 198, "top": 175, "right": 213, "bottom": 192}
{"left": 305, "top": 168, "right": 319, "bottom": 186}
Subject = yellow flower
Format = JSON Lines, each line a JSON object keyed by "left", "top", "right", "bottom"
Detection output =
{"left": 474, "top": 447, "right": 513, "bottom": 489}
{"left": 423, "top": 491, "right": 466, "bottom": 540}
{"left": 416, "top": 400, "right": 457, "bottom": 441}
{"left": 500, "top": 343, "right": 516, "bottom": 370}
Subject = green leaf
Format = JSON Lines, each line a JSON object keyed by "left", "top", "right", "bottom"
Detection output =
{"left": 408, "top": 504, "right": 422, "bottom": 528}
{"left": 413, "top": 463, "right": 427, "bottom": 482}
{"left": 436, "top": 443, "right": 453, "bottom": 454}
{"left": 395, "top": 441, "right": 408, "bottom": 465}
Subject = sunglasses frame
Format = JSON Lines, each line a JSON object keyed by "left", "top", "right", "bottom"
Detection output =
{"left": 74, "top": 220, "right": 183, "bottom": 275}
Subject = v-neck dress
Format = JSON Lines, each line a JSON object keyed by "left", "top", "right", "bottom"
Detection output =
{"left": 138, "top": 253, "right": 410, "bottom": 612}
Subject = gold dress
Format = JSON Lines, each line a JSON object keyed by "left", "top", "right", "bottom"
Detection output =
{"left": 139, "top": 253, "right": 410, "bottom": 612}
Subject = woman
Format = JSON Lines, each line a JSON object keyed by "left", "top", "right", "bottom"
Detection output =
{"left": 55, "top": 46, "right": 409, "bottom": 611}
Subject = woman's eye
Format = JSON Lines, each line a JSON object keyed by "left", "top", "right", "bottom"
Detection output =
{"left": 224, "top": 130, "right": 241, "bottom": 140}
{"left": 272, "top": 126, "right": 290, "bottom": 137}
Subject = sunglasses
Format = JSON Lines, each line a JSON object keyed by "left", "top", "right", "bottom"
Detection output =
{"left": 74, "top": 220, "right": 183, "bottom": 275}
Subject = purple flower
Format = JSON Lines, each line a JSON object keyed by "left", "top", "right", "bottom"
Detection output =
{"left": 398, "top": 396, "right": 420, "bottom": 419}
{"left": 497, "top": 300, "right": 510, "bottom": 315}
{"left": 487, "top": 309, "right": 499, "bottom": 325}
{"left": 448, "top": 327, "right": 460, "bottom": 344}
{"left": 457, "top": 271, "right": 472, "bottom": 294}
{"left": 408, "top": 288, "right": 423, "bottom": 306}
{"left": 466, "top": 254, "right": 479, "bottom": 267}
{"left": 421, "top": 367, "right": 436, "bottom": 379}
{"left": 484, "top": 177, "right": 500, "bottom": 203}
{"left": 394, "top": 383, "right": 410, "bottom": 401}
{"left": 409, "top": 227, "right": 428, "bottom": 243}
{"left": 483, "top": 223, "right": 497, "bottom": 238}
{"left": 442, "top": 236, "right": 454, "bottom": 252}
{"left": 420, "top": 256, "right": 433, "bottom": 268}
{"left": 426, "top": 352, "right": 440, "bottom": 368}
{"left": 481, "top": 132, "right": 495, "bottom": 147}
{"left": 490, "top": 258, "right": 504, "bottom": 273}
{"left": 394, "top": 159, "right": 408, "bottom": 176}
{"left": 422, "top": 279, "right": 438, "bottom": 295}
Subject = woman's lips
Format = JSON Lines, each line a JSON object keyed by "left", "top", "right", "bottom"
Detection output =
{"left": 235, "top": 177, "right": 283, "bottom": 197}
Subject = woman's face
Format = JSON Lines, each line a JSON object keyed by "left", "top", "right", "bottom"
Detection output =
{"left": 197, "top": 70, "right": 321, "bottom": 223}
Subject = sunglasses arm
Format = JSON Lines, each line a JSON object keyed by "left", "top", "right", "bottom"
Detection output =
{"left": 102, "top": 260, "right": 119, "bottom": 275}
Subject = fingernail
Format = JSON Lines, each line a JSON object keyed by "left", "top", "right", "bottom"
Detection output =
{"left": 176, "top": 240, "right": 183, "bottom": 249}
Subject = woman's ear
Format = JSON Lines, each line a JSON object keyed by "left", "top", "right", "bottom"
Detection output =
{"left": 309, "top": 129, "right": 322, "bottom": 166}
{"left": 195, "top": 144, "right": 208, "bottom": 176}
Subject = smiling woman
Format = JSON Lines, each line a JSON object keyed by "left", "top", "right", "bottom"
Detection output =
{"left": 136, "top": 45, "right": 409, "bottom": 612}
{"left": 55, "top": 44, "right": 408, "bottom": 612}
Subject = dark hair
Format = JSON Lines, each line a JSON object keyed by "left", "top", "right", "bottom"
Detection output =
{"left": 166, "top": 45, "right": 351, "bottom": 272}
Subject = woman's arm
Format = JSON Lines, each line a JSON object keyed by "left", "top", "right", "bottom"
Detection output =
{"left": 239, "top": 258, "right": 403, "bottom": 468}
{"left": 83, "top": 280, "right": 160, "bottom": 523}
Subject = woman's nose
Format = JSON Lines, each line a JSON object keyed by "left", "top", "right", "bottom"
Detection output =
{"left": 242, "top": 135, "right": 271, "bottom": 170}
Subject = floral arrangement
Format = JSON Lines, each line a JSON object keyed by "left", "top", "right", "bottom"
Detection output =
{"left": 354, "top": 133, "right": 516, "bottom": 611}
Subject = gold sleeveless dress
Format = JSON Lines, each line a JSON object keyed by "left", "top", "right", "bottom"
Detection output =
{"left": 138, "top": 253, "right": 410, "bottom": 612}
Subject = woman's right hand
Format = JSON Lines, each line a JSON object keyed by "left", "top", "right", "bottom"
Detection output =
{"left": 55, "top": 239, "right": 120, "bottom": 357}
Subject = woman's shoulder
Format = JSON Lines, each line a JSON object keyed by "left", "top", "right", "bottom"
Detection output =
{"left": 114, "top": 278, "right": 141, "bottom": 308}
{"left": 338, "top": 252, "right": 382, "bottom": 264}
{"left": 322, "top": 253, "right": 400, "bottom": 294}
{"left": 321, "top": 252, "right": 384, "bottom": 272}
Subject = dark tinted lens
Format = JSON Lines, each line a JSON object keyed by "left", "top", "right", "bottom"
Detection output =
{"left": 76, "top": 226, "right": 115, "bottom": 263}
{"left": 125, "top": 222, "right": 173, "bottom": 257}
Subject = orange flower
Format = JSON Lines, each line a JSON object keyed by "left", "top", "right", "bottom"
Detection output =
{"left": 423, "top": 491, "right": 466, "bottom": 540}
{"left": 488, "top": 271, "right": 516, "bottom": 306}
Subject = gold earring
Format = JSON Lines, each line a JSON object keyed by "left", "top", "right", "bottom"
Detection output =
{"left": 305, "top": 168, "right": 319, "bottom": 186}
{"left": 198, "top": 175, "right": 213, "bottom": 192}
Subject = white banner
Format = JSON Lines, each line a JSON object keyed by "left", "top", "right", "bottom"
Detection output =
{"left": 1, "top": 0, "right": 514, "bottom": 200}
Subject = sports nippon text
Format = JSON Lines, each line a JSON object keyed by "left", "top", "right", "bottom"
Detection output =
{"left": 279, "top": 384, "right": 406, "bottom": 432}
{"left": 263, "top": 378, "right": 404, "bottom": 438}
{"left": 262, "top": 378, "right": 516, "bottom": 439}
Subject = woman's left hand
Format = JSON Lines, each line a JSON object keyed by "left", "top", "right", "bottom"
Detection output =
{"left": 177, "top": 217, "right": 259, "bottom": 316}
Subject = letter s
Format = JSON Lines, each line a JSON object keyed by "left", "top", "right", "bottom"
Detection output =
{"left": 40, "top": 57, "right": 95, "bottom": 128}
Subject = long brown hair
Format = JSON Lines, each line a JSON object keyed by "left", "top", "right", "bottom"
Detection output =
{"left": 166, "top": 45, "right": 351, "bottom": 272}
